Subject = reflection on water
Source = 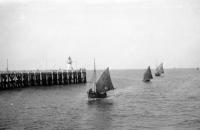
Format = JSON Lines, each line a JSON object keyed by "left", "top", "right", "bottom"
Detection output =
{"left": 87, "top": 98, "right": 114, "bottom": 106}
{"left": 86, "top": 99, "right": 114, "bottom": 130}
{"left": 0, "top": 69, "right": 200, "bottom": 129}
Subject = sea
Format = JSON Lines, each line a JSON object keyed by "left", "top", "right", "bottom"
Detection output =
{"left": 0, "top": 69, "right": 200, "bottom": 130}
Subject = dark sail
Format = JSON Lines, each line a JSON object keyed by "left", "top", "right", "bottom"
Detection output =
{"left": 149, "top": 66, "right": 153, "bottom": 79}
{"left": 96, "top": 67, "right": 114, "bottom": 93}
{"left": 143, "top": 66, "right": 153, "bottom": 82}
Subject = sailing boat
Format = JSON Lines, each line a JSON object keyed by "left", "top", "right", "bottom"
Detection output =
{"left": 143, "top": 66, "right": 153, "bottom": 82}
{"left": 155, "top": 66, "right": 160, "bottom": 76}
{"left": 155, "top": 62, "right": 164, "bottom": 76}
{"left": 87, "top": 60, "right": 115, "bottom": 99}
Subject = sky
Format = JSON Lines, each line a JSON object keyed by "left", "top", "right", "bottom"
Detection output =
{"left": 0, "top": 0, "right": 200, "bottom": 70}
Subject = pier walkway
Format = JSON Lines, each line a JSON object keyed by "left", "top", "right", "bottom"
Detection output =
{"left": 0, "top": 69, "right": 86, "bottom": 90}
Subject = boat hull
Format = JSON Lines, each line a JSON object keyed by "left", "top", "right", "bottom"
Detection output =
{"left": 143, "top": 79, "right": 150, "bottom": 82}
{"left": 87, "top": 91, "right": 107, "bottom": 98}
{"left": 155, "top": 73, "right": 160, "bottom": 76}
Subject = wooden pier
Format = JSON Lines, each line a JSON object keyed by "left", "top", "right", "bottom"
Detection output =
{"left": 0, "top": 69, "right": 86, "bottom": 90}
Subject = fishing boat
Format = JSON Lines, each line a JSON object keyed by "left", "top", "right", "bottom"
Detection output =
{"left": 143, "top": 66, "right": 153, "bottom": 82}
{"left": 87, "top": 60, "right": 115, "bottom": 99}
{"left": 155, "top": 66, "right": 161, "bottom": 76}
{"left": 155, "top": 63, "right": 164, "bottom": 76}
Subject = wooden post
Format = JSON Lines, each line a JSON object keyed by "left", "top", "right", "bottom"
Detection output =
{"left": 7, "top": 73, "right": 10, "bottom": 89}
{"left": 34, "top": 72, "right": 36, "bottom": 86}
{"left": 51, "top": 72, "right": 53, "bottom": 85}
{"left": 45, "top": 73, "right": 47, "bottom": 85}
{"left": 57, "top": 71, "right": 59, "bottom": 85}
{"left": 62, "top": 71, "right": 64, "bottom": 85}
{"left": 0, "top": 74, "right": 1, "bottom": 89}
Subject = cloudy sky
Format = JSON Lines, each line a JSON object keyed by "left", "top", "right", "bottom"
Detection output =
{"left": 0, "top": 0, "right": 200, "bottom": 70}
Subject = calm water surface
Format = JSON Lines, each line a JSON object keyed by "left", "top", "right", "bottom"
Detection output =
{"left": 0, "top": 69, "right": 200, "bottom": 130}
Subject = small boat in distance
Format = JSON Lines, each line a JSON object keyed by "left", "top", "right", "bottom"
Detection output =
{"left": 87, "top": 60, "right": 115, "bottom": 99}
{"left": 143, "top": 66, "right": 153, "bottom": 82}
{"left": 155, "top": 62, "right": 164, "bottom": 76}
{"left": 155, "top": 66, "right": 161, "bottom": 76}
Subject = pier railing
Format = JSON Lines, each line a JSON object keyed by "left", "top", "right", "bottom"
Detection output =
{"left": 0, "top": 69, "right": 87, "bottom": 90}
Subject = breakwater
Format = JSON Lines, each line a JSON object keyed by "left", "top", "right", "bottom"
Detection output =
{"left": 0, "top": 69, "right": 86, "bottom": 90}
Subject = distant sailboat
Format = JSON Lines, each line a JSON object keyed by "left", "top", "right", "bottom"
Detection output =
{"left": 143, "top": 66, "right": 153, "bottom": 82}
{"left": 155, "top": 66, "right": 160, "bottom": 76}
{"left": 155, "top": 62, "right": 164, "bottom": 76}
{"left": 87, "top": 60, "right": 115, "bottom": 99}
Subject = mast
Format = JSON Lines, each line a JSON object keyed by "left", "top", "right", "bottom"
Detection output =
{"left": 93, "top": 59, "right": 97, "bottom": 92}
